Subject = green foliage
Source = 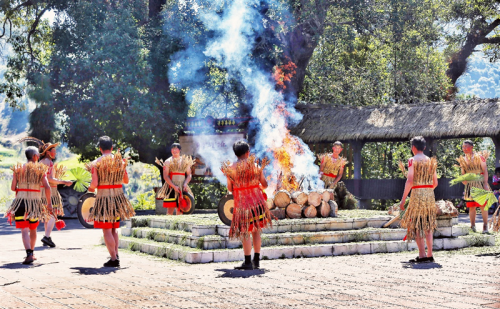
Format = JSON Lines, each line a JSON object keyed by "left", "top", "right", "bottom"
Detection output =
{"left": 65, "top": 167, "right": 91, "bottom": 192}
{"left": 133, "top": 191, "right": 156, "bottom": 211}
{"left": 190, "top": 180, "right": 228, "bottom": 209}
{"left": 450, "top": 173, "right": 483, "bottom": 186}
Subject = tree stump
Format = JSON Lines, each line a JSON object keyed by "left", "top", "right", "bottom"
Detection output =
{"left": 274, "top": 190, "right": 291, "bottom": 208}
{"left": 302, "top": 205, "right": 317, "bottom": 218}
{"left": 307, "top": 192, "right": 322, "bottom": 207}
{"left": 326, "top": 189, "right": 335, "bottom": 201}
{"left": 270, "top": 208, "right": 286, "bottom": 220}
{"left": 291, "top": 191, "right": 308, "bottom": 205}
{"left": 267, "top": 199, "right": 276, "bottom": 210}
{"left": 286, "top": 203, "right": 302, "bottom": 219}
{"left": 328, "top": 200, "right": 338, "bottom": 217}
{"left": 319, "top": 190, "right": 331, "bottom": 202}
{"left": 317, "top": 200, "right": 331, "bottom": 217}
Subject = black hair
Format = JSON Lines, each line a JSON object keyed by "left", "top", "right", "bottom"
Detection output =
{"left": 463, "top": 140, "right": 474, "bottom": 147}
{"left": 333, "top": 141, "right": 343, "bottom": 147}
{"left": 495, "top": 167, "right": 500, "bottom": 174}
{"left": 410, "top": 136, "right": 426, "bottom": 151}
{"left": 98, "top": 136, "right": 113, "bottom": 151}
{"left": 25, "top": 146, "right": 39, "bottom": 161}
{"left": 171, "top": 143, "right": 181, "bottom": 151}
{"left": 233, "top": 140, "right": 250, "bottom": 158}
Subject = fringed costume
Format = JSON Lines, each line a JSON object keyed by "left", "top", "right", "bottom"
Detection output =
{"left": 41, "top": 163, "right": 66, "bottom": 216}
{"left": 5, "top": 162, "right": 49, "bottom": 229}
{"left": 156, "top": 155, "right": 194, "bottom": 211}
{"left": 457, "top": 151, "right": 489, "bottom": 208}
{"left": 318, "top": 154, "right": 348, "bottom": 189}
{"left": 400, "top": 158, "right": 438, "bottom": 241}
{"left": 221, "top": 155, "right": 272, "bottom": 240}
{"left": 85, "top": 153, "right": 134, "bottom": 228}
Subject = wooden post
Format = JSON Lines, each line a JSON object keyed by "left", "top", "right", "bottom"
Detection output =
{"left": 351, "top": 141, "right": 365, "bottom": 180}
{"left": 491, "top": 136, "right": 500, "bottom": 168}
{"left": 423, "top": 137, "right": 435, "bottom": 157}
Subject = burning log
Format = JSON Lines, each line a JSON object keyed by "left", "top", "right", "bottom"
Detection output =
{"left": 328, "top": 200, "right": 338, "bottom": 217}
{"left": 307, "top": 192, "right": 322, "bottom": 207}
{"left": 291, "top": 191, "right": 308, "bottom": 206}
{"left": 302, "top": 205, "right": 317, "bottom": 218}
{"left": 317, "top": 200, "right": 331, "bottom": 218}
{"left": 274, "top": 190, "right": 291, "bottom": 208}
{"left": 286, "top": 203, "right": 302, "bottom": 219}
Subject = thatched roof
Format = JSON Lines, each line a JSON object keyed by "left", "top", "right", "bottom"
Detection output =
{"left": 291, "top": 99, "right": 500, "bottom": 143}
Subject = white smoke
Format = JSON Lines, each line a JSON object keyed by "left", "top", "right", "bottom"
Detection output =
{"left": 167, "top": 0, "right": 323, "bottom": 193}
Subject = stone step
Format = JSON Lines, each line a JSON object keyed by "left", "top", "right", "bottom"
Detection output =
{"left": 128, "top": 215, "right": 458, "bottom": 237}
{"left": 114, "top": 233, "right": 495, "bottom": 264}
{"left": 120, "top": 225, "right": 471, "bottom": 250}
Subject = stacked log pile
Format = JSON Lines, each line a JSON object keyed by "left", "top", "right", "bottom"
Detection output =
{"left": 269, "top": 189, "right": 338, "bottom": 219}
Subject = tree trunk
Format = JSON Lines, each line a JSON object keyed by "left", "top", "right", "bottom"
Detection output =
{"left": 149, "top": 0, "right": 166, "bottom": 19}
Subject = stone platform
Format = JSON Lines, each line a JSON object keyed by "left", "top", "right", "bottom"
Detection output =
{"left": 114, "top": 212, "right": 495, "bottom": 264}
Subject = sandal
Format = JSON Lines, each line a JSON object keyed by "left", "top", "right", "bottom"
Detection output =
{"left": 408, "top": 256, "right": 427, "bottom": 263}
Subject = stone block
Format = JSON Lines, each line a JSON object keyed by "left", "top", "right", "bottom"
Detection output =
{"left": 227, "top": 250, "right": 244, "bottom": 261}
{"left": 276, "top": 222, "right": 292, "bottom": 233}
{"left": 366, "top": 217, "right": 392, "bottom": 228}
{"left": 315, "top": 220, "right": 330, "bottom": 231}
{"left": 213, "top": 251, "right": 229, "bottom": 263}
{"left": 407, "top": 241, "right": 418, "bottom": 251}
{"left": 443, "top": 237, "right": 466, "bottom": 250}
{"left": 226, "top": 239, "right": 242, "bottom": 249}
{"left": 263, "top": 225, "right": 279, "bottom": 234}
{"left": 294, "top": 245, "right": 333, "bottom": 258}
{"left": 436, "top": 218, "right": 453, "bottom": 227}
{"left": 271, "top": 247, "right": 295, "bottom": 259}
{"left": 356, "top": 243, "right": 371, "bottom": 254}
{"left": 125, "top": 220, "right": 132, "bottom": 228}
{"left": 451, "top": 226, "right": 469, "bottom": 237}
{"left": 302, "top": 223, "right": 317, "bottom": 232}
{"left": 385, "top": 241, "right": 408, "bottom": 253}
{"left": 121, "top": 227, "right": 132, "bottom": 237}
{"left": 191, "top": 225, "right": 216, "bottom": 237}
{"left": 352, "top": 218, "right": 367, "bottom": 229}
{"left": 370, "top": 242, "right": 389, "bottom": 254}
{"left": 451, "top": 217, "right": 458, "bottom": 225}
{"left": 434, "top": 227, "right": 452, "bottom": 238}
{"left": 367, "top": 230, "right": 381, "bottom": 241}
{"left": 379, "top": 229, "right": 406, "bottom": 241}
{"left": 432, "top": 238, "right": 444, "bottom": 250}
{"left": 216, "top": 225, "right": 230, "bottom": 237}
{"left": 328, "top": 219, "right": 353, "bottom": 230}
{"left": 332, "top": 243, "right": 358, "bottom": 256}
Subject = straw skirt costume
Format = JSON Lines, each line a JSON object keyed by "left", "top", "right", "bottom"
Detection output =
{"left": 85, "top": 153, "right": 134, "bottom": 228}
{"left": 156, "top": 155, "right": 194, "bottom": 210}
{"left": 456, "top": 151, "right": 489, "bottom": 208}
{"left": 221, "top": 155, "right": 272, "bottom": 240}
{"left": 40, "top": 163, "right": 66, "bottom": 216}
{"left": 400, "top": 158, "right": 438, "bottom": 241}
{"left": 318, "top": 154, "right": 348, "bottom": 189}
{"left": 5, "top": 162, "right": 49, "bottom": 229}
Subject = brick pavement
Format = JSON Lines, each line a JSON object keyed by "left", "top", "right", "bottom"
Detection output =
{"left": 0, "top": 217, "right": 499, "bottom": 309}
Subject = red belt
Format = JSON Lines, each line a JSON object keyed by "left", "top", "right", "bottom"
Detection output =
{"left": 323, "top": 173, "right": 337, "bottom": 178}
{"left": 169, "top": 172, "right": 185, "bottom": 178}
{"left": 16, "top": 189, "right": 41, "bottom": 192}
{"left": 233, "top": 185, "right": 260, "bottom": 191}
{"left": 97, "top": 185, "right": 122, "bottom": 189}
{"left": 412, "top": 185, "right": 433, "bottom": 189}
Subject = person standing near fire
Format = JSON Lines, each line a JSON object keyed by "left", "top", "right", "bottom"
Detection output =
{"left": 319, "top": 141, "right": 348, "bottom": 189}
{"left": 456, "top": 140, "right": 490, "bottom": 233}
{"left": 156, "top": 143, "right": 194, "bottom": 215}
{"left": 221, "top": 140, "right": 272, "bottom": 270}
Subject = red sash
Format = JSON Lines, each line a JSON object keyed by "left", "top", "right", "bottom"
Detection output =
{"left": 233, "top": 185, "right": 260, "bottom": 191}
{"left": 97, "top": 185, "right": 122, "bottom": 189}
{"left": 323, "top": 173, "right": 337, "bottom": 178}
{"left": 412, "top": 185, "right": 433, "bottom": 189}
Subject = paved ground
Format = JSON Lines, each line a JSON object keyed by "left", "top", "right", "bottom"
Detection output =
{"left": 1, "top": 216, "right": 500, "bottom": 309}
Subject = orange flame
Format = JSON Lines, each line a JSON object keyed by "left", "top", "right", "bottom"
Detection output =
{"left": 273, "top": 58, "right": 297, "bottom": 90}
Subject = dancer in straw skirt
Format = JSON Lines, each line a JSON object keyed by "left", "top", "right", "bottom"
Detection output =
{"left": 221, "top": 140, "right": 272, "bottom": 270}
{"left": 399, "top": 136, "right": 438, "bottom": 263}
{"left": 87, "top": 136, "right": 135, "bottom": 267}
{"left": 4, "top": 146, "right": 52, "bottom": 264}
{"left": 18, "top": 137, "right": 73, "bottom": 248}
{"left": 319, "top": 141, "right": 348, "bottom": 189}
{"left": 456, "top": 140, "right": 490, "bottom": 233}
{"left": 156, "top": 143, "right": 193, "bottom": 215}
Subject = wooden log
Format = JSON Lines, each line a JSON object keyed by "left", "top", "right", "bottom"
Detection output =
{"left": 317, "top": 200, "right": 331, "bottom": 218}
{"left": 326, "top": 189, "right": 335, "bottom": 201}
{"left": 328, "top": 200, "right": 338, "bottom": 217}
{"left": 319, "top": 190, "right": 331, "bottom": 202}
{"left": 286, "top": 203, "right": 302, "bottom": 219}
{"left": 291, "top": 191, "right": 308, "bottom": 205}
{"left": 307, "top": 192, "right": 322, "bottom": 207}
{"left": 270, "top": 208, "right": 286, "bottom": 220}
{"left": 274, "top": 190, "right": 291, "bottom": 208}
{"left": 267, "top": 199, "right": 276, "bottom": 210}
{"left": 302, "top": 205, "right": 317, "bottom": 218}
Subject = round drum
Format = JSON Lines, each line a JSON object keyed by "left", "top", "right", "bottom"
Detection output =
{"left": 218, "top": 194, "right": 234, "bottom": 226}
{"left": 77, "top": 192, "right": 96, "bottom": 229}
{"left": 179, "top": 191, "right": 195, "bottom": 214}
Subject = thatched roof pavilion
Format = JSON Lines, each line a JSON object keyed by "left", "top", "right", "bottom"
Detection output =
{"left": 291, "top": 99, "right": 500, "bottom": 204}
{"left": 292, "top": 98, "right": 500, "bottom": 143}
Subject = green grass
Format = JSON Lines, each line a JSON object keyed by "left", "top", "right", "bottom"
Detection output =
{"left": 0, "top": 145, "right": 21, "bottom": 169}
{"left": 58, "top": 155, "right": 86, "bottom": 170}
